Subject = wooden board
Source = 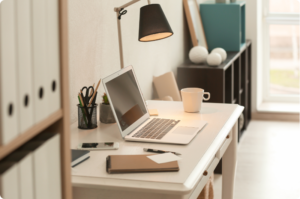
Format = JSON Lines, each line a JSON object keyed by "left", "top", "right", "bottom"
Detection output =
{"left": 0, "top": 109, "right": 62, "bottom": 160}
{"left": 58, "top": 0, "right": 72, "bottom": 198}
{"left": 183, "top": 0, "right": 208, "bottom": 48}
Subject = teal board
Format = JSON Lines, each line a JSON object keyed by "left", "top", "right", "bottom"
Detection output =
{"left": 200, "top": 1, "right": 246, "bottom": 51}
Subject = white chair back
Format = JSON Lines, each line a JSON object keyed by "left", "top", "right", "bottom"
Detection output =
{"left": 153, "top": 72, "right": 181, "bottom": 101}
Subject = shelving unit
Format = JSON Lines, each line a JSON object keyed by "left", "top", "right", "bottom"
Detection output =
{"left": 0, "top": 110, "right": 63, "bottom": 160}
{"left": 177, "top": 40, "right": 252, "bottom": 174}
{"left": 0, "top": 0, "right": 72, "bottom": 198}
{"left": 177, "top": 40, "right": 252, "bottom": 139}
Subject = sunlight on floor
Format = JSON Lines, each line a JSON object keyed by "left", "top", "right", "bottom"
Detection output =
{"left": 214, "top": 120, "right": 300, "bottom": 199}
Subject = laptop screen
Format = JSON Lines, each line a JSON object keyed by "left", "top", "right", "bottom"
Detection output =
{"left": 105, "top": 70, "right": 147, "bottom": 131}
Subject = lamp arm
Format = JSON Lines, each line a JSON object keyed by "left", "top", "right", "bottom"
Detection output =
{"left": 114, "top": 0, "right": 151, "bottom": 12}
{"left": 114, "top": 0, "right": 150, "bottom": 69}
{"left": 114, "top": 0, "right": 140, "bottom": 12}
{"left": 115, "top": 12, "right": 125, "bottom": 69}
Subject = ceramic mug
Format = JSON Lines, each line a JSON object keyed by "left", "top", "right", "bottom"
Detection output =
{"left": 181, "top": 88, "right": 210, "bottom": 113}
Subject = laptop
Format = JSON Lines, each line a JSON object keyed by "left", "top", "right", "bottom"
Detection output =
{"left": 102, "top": 66, "right": 207, "bottom": 145}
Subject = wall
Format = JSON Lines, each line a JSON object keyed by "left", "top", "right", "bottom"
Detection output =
{"left": 68, "top": 0, "right": 257, "bottom": 124}
{"left": 68, "top": 0, "right": 191, "bottom": 124}
{"left": 244, "top": 0, "right": 262, "bottom": 113}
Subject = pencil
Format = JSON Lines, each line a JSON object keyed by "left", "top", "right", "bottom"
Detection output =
{"left": 79, "top": 90, "right": 85, "bottom": 107}
{"left": 79, "top": 91, "right": 90, "bottom": 123}
{"left": 88, "top": 79, "right": 101, "bottom": 107}
{"left": 78, "top": 95, "right": 88, "bottom": 127}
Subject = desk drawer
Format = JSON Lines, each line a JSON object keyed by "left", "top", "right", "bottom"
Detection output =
{"left": 189, "top": 157, "right": 219, "bottom": 199}
{"left": 215, "top": 130, "right": 232, "bottom": 159}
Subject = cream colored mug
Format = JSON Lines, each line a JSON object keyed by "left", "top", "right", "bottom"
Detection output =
{"left": 181, "top": 88, "right": 210, "bottom": 113}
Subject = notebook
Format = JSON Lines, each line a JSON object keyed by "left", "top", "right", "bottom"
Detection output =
{"left": 71, "top": 150, "right": 90, "bottom": 167}
{"left": 106, "top": 154, "right": 179, "bottom": 174}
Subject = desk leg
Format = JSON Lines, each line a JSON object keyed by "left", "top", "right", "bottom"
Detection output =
{"left": 222, "top": 121, "right": 238, "bottom": 199}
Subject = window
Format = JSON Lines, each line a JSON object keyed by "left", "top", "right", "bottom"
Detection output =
{"left": 269, "top": 0, "right": 299, "bottom": 13}
{"left": 263, "top": 0, "right": 300, "bottom": 102}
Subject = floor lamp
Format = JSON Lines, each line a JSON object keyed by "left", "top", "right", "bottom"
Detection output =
{"left": 114, "top": 0, "right": 173, "bottom": 69}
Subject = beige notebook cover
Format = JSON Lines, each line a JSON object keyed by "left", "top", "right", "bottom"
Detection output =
{"left": 106, "top": 154, "right": 179, "bottom": 174}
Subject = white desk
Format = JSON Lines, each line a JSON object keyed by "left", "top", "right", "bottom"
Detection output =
{"left": 71, "top": 101, "right": 243, "bottom": 199}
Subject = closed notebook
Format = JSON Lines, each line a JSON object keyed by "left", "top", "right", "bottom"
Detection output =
{"left": 72, "top": 150, "right": 90, "bottom": 167}
{"left": 106, "top": 154, "right": 179, "bottom": 174}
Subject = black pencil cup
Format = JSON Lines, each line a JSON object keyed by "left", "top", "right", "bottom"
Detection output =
{"left": 77, "top": 104, "right": 98, "bottom": 129}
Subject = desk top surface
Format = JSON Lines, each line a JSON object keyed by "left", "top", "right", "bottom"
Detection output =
{"left": 71, "top": 101, "right": 243, "bottom": 193}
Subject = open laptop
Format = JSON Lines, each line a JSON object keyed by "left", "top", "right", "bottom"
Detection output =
{"left": 102, "top": 65, "right": 207, "bottom": 145}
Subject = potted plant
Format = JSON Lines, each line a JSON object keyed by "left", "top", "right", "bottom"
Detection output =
{"left": 100, "top": 93, "right": 116, "bottom": 124}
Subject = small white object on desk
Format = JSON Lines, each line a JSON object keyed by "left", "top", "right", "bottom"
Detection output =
{"left": 162, "top": 96, "right": 173, "bottom": 101}
{"left": 148, "top": 109, "right": 159, "bottom": 116}
{"left": 181, "top": 88, "right": 210, "bottom": 113}
{"left": 147, "top": 153, "right": 181, "bottom": 164}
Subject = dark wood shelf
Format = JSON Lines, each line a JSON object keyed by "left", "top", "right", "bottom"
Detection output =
{"left": 181, "top": 52, "right": 240, "bottom": 71}
{"left": 179, "top": 40, "right": 251, "bottom": 71}
{"left": 177, "top": 40, "right": 252, "bottom": 175}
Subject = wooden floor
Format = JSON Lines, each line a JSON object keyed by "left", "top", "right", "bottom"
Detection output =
{"left": 214, "top": 120, "right": 300, "bottom": 199}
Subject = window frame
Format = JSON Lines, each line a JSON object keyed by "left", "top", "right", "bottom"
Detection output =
{"left": 262, "top": 0, "right": 300, "bottom": 103}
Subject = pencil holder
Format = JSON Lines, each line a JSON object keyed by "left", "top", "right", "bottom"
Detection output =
{"left": 77, "top": 104, "right": 98, "bottom": 129}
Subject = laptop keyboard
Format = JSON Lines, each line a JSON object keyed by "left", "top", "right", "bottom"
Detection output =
{"left": 132, "top": 118, "right": 180, "bottom": 140}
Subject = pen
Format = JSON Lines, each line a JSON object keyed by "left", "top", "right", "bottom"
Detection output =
{"left": 143, "top": 148, "right": 181, "bottom": 155}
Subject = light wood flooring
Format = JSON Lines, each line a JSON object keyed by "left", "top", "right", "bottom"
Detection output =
{"left": 214, "top": 120, "right": 300, "bottom": 199}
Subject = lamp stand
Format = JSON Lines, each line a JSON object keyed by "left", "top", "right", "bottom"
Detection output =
{"left": 114, "top": 0, "right": 151, "bottom": 69}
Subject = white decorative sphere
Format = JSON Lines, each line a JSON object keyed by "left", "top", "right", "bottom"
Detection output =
{"left": 211, "top": 48, "right": 227, "bottom": 62}
{"left": 189, "top": 46, "right": 208, "bottom": 64}
{"left": 207, "top": 53, "right": 222, "bottom": 66}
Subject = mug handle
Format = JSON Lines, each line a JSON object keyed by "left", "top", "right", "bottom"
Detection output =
{"left": 203, "top": 92, "right": 210, "bottom": 101}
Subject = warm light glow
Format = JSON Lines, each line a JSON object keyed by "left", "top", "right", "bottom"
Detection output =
{"left": 139, "top": 32, "right": 173, "bottom": 42}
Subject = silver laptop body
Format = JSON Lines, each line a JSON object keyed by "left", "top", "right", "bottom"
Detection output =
{"left": 102, "top": 66, "right": 207, "bottom": 145}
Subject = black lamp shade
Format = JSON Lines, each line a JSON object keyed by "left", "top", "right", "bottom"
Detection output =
{"left": 138, "top": 4, "right": 173, "bottom": 42}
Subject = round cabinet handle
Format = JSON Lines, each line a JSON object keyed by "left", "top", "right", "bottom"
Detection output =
{"left": 226, "top": 135, "right": 230, "bottom": 139}
{"left": 203, "top": 171, "right": 208, "bottom": 176}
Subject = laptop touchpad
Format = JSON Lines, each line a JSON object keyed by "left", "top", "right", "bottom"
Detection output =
{"left": 172, "top": 126, "right": 197, "bottom": 135}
